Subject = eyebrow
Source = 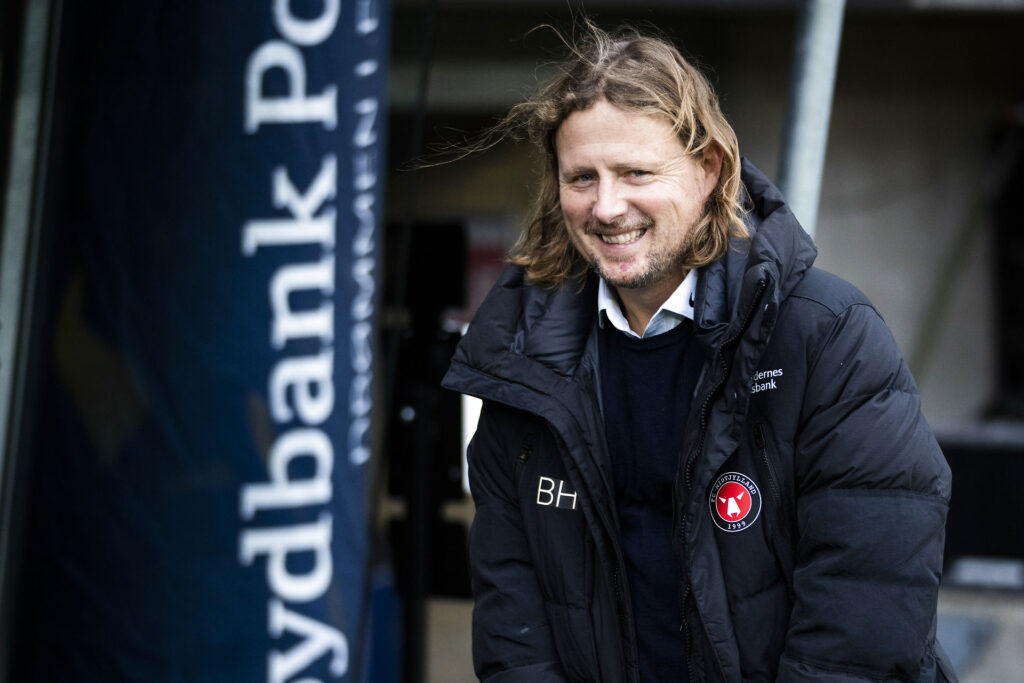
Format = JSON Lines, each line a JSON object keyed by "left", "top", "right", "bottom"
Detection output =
{"left": 559, "top": 165, "right": 594, "bottom": 178}
{"left": 610, "top": 161, "right": 655, "bottom": 172}
{"left": 559, "top": 160, "right": 663, "bottom": 177}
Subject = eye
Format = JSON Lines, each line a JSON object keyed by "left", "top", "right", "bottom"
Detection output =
{"left": 571, "top": 173, "right": 596, "bottom": 183}
{"left": 628, "top": 170, "right": 650, "bottom": 178}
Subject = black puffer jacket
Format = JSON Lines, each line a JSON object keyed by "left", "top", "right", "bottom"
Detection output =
{"left": 442, "top": 161, "right": 956, "bottom": 682}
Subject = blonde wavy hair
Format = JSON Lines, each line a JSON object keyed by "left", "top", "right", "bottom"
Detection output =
{"left": 502, "top": 22, "right": 748, "bottom": 288}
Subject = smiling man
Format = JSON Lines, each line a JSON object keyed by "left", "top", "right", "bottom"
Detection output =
{"left": 556, "top": 98, "right": 721, "bottom": 332}
{"left": 442, "top": 22, "right": 956, "bottom": 683}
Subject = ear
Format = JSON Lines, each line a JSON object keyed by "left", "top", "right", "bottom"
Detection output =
{"left": 699, "top": 143, "right": 723, "bottom": 199}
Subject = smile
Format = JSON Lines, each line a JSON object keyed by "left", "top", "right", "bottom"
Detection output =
{"left": 599, "top": 229, "right": 646, "bottom": 245}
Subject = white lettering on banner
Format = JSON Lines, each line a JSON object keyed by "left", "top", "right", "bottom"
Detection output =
{"left": 352, "top": 192, "right": 375, "bottom": 257}
{"left": 269, "top": 598, "right": 349, "bottom": 682}
{"left": 268, "top": 351, "right": 335, "bottom": 425}
{"left": 353, "top": 148, "right": 376, "bottom": 192}
{"left": 239, "top": 1, "right": 383, "bottom": 678}
{"left": 243, "top": 212, "right": 336, "bottom": 256}
{"left": 354, "top": 59, "right": 378, "bottom": 78}
{"left": 245, "top": 41, "right": 338, "bottom": 132}
{"left": 272, "top": 155, "right": 338, "bottom": 224}
{"left": 242, "top": 155, "right": 337, "bottom": 255}
{"left": 348, "top": 415, "right": 371, "bottom": 467}
{"left": 350, "top": 253, "right": 374, "bottom": 329}
{"left": 273, "top": 0, "right": 341, "bottom": 46}
{"left": 348, "top": 82, "right": 379, "bottom": 467}
{"left": 240, "top": 513, "right": 334, "bottom": 603}
{"left": 356, "top": 0, "right": 379, "bottom": 34}
{"left": 240, "top": 428, "right": 333, "bottom": 519}
{"left": 352, "top": 98, "right": 378, "bottom": 147}
{"left": 269, "top": 255, "right": 335, "bottom": 349}
{"left": 350, "top": 321, "right": 372, "bottom": 374}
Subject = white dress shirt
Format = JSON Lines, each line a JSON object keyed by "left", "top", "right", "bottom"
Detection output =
{"left": 597, "top": 269, "right": 697, "bottom": 339}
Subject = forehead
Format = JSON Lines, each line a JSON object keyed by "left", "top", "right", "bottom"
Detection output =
{"left": 554, "top": 99, "right": 684, "bottom": 168}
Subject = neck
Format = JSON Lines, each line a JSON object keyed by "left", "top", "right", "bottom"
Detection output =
{"left": 615, "top": 273, "right": 686, "bottom": 336}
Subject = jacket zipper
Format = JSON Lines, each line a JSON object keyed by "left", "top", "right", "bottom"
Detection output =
{"left": 683, "top": 277, "right": 767, "bottom": 489}
{"left": 579, "top": 364, "right": 642, "bottom": 682}
{"left": 677, "top": 352, "right": 724, "bottom": 683}
{"left": 677, "top": 277, "right": 767, "bottom": 683}
{"left": 611, "top": 565, "right": 629, "bottom": 673}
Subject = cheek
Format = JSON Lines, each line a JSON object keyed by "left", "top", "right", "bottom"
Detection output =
{"left": 666, "top": 189, "right": 703, "bottom": 221}
{"left": 559, "top": 192, "right": 590, "bottom": 225}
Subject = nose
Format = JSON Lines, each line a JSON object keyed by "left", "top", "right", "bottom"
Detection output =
{"left": 592, "top": 179, "right": 628, "bottom": 225}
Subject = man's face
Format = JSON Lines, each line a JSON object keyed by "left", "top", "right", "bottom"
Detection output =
{"left": 555, "top": 99, "right": 720, "bottom": 297}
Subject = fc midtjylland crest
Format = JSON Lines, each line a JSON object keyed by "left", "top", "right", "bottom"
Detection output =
{"left": 710, "top": 472, "right": 762, "bottom": 532}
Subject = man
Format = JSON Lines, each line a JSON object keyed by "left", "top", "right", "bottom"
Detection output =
{"left": 442, "top": 23, "right": 955, "bottom": 683}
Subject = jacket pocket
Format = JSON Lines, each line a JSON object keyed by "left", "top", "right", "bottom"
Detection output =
{"left": 753, "top": 422, "right": 795, "bottom": 602}
{"left": 543, "top": 601, "right": 597, "bottom": 683}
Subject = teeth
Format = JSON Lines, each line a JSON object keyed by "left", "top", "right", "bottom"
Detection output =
{"left": 600, "top": 229, "right": 645, "bottom": 245}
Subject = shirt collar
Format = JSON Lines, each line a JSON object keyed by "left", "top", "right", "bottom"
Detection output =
{"left": 597, "top": 269, "right": 697, "bottom": 339}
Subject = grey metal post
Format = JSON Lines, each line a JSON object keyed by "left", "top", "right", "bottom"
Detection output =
{"left": 777, "top": 0, "right": 846, "bottom": 238}
{"left": 0, "top": 0, "right": 59, "bottom": 657}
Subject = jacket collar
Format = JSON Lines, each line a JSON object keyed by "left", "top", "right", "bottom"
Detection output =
{"left": 692, "top": 159, "right": 817, "bottom": 350}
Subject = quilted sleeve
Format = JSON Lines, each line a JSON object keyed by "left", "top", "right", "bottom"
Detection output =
{"left": 778, "top": 303, "right": 954, "bottom": 682}
{"left": 466, "top": 401, "right": 569, "bottom": 683}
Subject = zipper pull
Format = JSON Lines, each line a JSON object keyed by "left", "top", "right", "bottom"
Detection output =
{"left": 754, "top": 423, "right": 766, "bottom": 451}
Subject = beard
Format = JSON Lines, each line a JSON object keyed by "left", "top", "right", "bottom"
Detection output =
{"left": 579, "top": 212, "right": 695, "bottom": 290}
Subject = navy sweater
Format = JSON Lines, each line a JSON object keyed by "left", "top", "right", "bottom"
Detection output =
{"left": 598, "top": 318, "right": 703, "bottom": 682}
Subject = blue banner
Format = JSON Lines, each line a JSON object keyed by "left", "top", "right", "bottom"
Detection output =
{"left": 14, "top": 2, "right": 389, "bottom": 680}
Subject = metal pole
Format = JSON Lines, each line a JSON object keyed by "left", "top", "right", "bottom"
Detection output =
{"left": 777, "top": 0, "right": 846, "bottom": 238}
{"left": 0, "top": 0, "right": 60, "bottom": 672}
